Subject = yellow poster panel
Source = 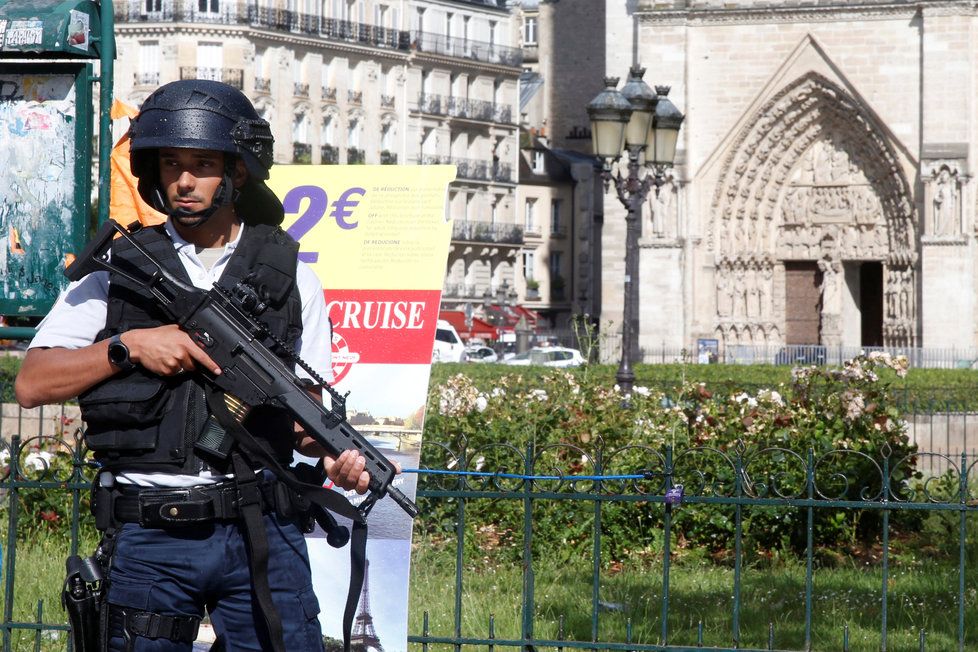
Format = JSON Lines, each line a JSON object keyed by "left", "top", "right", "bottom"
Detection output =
{"left": 269, "top": 164, "right": 455, "bottom": 652}
{"left": 268, "top": 165, "right": 456, "bottom": 291}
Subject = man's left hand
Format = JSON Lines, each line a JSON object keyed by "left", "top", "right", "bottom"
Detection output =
{"left": 323, "top": 450, "right": 370, "bottom": 494}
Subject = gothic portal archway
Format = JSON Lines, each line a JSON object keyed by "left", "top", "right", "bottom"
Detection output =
{"left": 710, "top": 73, "right": 917, "bottom": 348}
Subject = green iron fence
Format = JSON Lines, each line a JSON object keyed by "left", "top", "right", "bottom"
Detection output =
{"left": 0, "top": 401, "right": 975, "bottom": 651}
{"left": 411, "top": 439, "right": 977, "bottom": 652}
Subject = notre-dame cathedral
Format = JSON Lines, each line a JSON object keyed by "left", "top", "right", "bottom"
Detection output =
{"left": 550, "top": 1, "right": 976, "bottom": 356}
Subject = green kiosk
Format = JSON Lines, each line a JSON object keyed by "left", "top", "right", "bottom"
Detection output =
{"left": 0, "top": 0, "right": 114, "bottom": 338}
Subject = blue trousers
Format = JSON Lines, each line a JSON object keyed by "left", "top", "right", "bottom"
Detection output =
{"left": 105, "top": 515, "right": 325, "bottom": 652}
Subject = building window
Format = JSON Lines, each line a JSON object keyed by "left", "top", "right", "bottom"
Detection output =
{"left": 522, "top": 251, "right": 535, "bottom": 280}
{"left": 490, "top": 201, "right": 498, "bottom": 225}
{"left": 550, "top": 200, "right": 561, "bottom": 234}
{"left": 293, "top": 56, "right": 303, "bottom": 86}
{"left": 489, "top": 20, "right": 497, "bottom": 46}
{"left": 549, "top": 251, "right": 562, "bottom": 277}
{"left": 197, "top": 42, "right": 222, "bottom": 80}
{"left": 381, "top": 123, "right": 394, "bottom": 151}
{"left": 533, "top": 151, "right": 545, "bottom": 174}
{"left": 138, "top": 41, "right": 160, "bottom": 85}
{"left": 445, "top": 12, "right": 453, "bottom": 39}
{"left": 523, "top": 16, "right": 537, "bottom": 45}
{"left": 145, "top": 0, "right": 162, "bottom": 13}
{"left": 322, "top": 116, "right": 334, "bottom": 144}
{"left": 524, "top": 199, "right": 536, "bottom": 232}
{"left": 254, "top": 48, "right": 264, "bottom": 77}
{"left": 293, "top": 112, "right": 309, "bottom": 143}
{"left": 198, "top": 0, "right": 219, "bottom": 13}
{"left": 348, "top": 118, "right": 360, "bottom": 148}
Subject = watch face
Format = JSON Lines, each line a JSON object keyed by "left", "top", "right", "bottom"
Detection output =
{"left": 108, "top": 338, "right": 130, "bottom": 366}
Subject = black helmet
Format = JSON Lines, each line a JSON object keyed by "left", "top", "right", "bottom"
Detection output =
{"left": 129, "top": 79, "right": 284, "bottom": 226}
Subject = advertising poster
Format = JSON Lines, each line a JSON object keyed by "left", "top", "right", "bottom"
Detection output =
{"left": 268, "top": 164, "right": 456, "bottom": 651}
{"left": 0, "top": 73, "right": 82, "bottom": 315}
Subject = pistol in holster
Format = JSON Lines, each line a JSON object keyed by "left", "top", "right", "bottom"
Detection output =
{"left": 62, "top": 554, "right": 106, "bottom": 652}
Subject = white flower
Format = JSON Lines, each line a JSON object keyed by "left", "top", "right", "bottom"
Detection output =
{"left": 475, "top": 395, "right": 488, "bottom": 413}
{"left": 24, "top": 451, "right": 52, "bottom": 471}
{"left": 733, "top": 392, "right": 757, "bottom": 408}
{"left": 758, "top": 389, "right": 784, "bottom": 406}
{"left": 633, "top": 386, "right": 650, "bottom": 397}
{"left": 842, "top": 390, "right": 865, "bottom": 421}
{"left": 529, "top": 389, "right": 549, "bottom": 402}
{"left": 491, "top": 387, "right": 506, "bottom": 398}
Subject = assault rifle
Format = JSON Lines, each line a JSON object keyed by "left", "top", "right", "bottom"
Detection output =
{"left": 66, "top": 220, "right": 418, "bottom": 520}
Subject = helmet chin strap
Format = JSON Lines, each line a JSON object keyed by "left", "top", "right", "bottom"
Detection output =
{"left": 158, "top": 172, "right": 237, "bottom": 227}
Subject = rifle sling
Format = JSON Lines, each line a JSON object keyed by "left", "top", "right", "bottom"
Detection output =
{"left": 204, "top": 385, "right": 367, "bottom": 652}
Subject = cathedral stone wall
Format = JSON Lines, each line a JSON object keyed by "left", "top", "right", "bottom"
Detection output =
{"left": 598, "top": 2, "right": 978, "bottom": 356}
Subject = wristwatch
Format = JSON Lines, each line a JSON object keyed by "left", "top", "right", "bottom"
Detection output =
{"left": 107, "top": 334, "right": 136, "bottom": 372}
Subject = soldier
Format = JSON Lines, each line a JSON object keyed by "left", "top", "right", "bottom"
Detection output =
{"left": 16, "top": 79, "right": 371, "bottom": 652}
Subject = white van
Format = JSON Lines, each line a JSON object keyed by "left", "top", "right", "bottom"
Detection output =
{"left": 431, "top": 320, "right": 466, "bottom": 362}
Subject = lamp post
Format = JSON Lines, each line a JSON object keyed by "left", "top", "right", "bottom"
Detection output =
{"left": 587, "top": 66, "right": 684, "bottom": 394}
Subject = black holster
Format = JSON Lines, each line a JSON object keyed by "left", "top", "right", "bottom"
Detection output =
{"left": 62, "top": 554, "right": 106, "bottom": 652}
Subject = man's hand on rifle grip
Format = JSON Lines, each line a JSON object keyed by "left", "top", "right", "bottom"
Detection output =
{"left": 122, "top": 325, "right": 223, "bottom": 377}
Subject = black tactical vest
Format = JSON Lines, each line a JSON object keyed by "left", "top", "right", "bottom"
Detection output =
{"left": 78, "top": 223, "right": 304, "bottom": 475}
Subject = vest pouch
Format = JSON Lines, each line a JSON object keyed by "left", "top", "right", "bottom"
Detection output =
{"left": 79, "top": 373, "right": 171, "bottom": 444}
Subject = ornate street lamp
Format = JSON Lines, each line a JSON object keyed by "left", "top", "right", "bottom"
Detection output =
{"left": 587, "top": 66, "right": 684, "bottom": 394}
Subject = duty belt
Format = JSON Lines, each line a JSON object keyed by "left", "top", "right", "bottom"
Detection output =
{"left": 110, "top": 479, "right": 283, "bottom": 528}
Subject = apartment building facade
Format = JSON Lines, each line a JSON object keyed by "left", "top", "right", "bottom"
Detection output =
{"left": 113, "top": 0, "right": 523, "bottom": 314}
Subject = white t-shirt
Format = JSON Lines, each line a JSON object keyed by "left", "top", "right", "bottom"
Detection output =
{"left": 30, "top": 220, "right": 333, "bottom": 487}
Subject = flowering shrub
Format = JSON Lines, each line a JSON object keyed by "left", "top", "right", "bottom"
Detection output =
{"left": 0, "top": 434, "right": 97, "bottom": 545}
{"left": 420, "top": 353, "right": 919, "bottom": 562}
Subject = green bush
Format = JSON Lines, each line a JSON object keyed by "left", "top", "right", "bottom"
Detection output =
{"left": 0, "top": 433, "right": 98, "bottom": 546}
{"left": 421, "top": 353, "right": 921, "bottom": 563}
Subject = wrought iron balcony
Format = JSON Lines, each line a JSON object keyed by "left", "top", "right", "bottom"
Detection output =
{"left": 348, "top": 90, "right": 363, "bottom": 104}
{"left": 448, "top": 96, "right": 494, "bottom": 122}
{"left": 418, "top": 155, "right": 514, "bottom": 184}
{"left": 452, "top": 220, "right": 524, "bottom": 245}
{"left": 321, "top": 144, "right": 338, "bottom": 164}
{"left": 255, "top": 77, "right": 271, "bottom": 93}
{"left": 454, "top": 157, "right": 489, "bottom": 182}
{"left": 348, "top": 147, "right": 365, "bottom": 164}
{"left": 323, "top": 87, "right": 337, "bottom": 101}
{"left": 294, "top": 82, "right": 309, "bottom": 98}
{"left": 416, "top": 93, "right": 515, "bottom": 125}
{"left": 116, "top": 3, "right": 412, "bottom": 52}
{"left": 411, "top": 30, "right": 522, "bottom": 68}
{"left": 117, "top": 0, "right": 236, "bottom": 24}
{"left": 320, "top": 17, "right": 409, "bottom": 49}
{"left": 416, "top": 93, "right": 447, "bottom": 116}
{"left": 293, "top": 142, "right": 312, "bottom": 163}
{"left": 442, "top": 283, "right": 482, "bottom": 299}
{"left": 180, "top": 67, "right": 243, "bottom": 89}
{"left": 134, "top": 71, "right": 160, "bottom": 87}
{"left": 380, "top": 150, "right": 397, "bottom": 165}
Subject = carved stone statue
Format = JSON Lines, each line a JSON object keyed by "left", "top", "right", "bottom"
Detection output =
{"left": 932, "top": 167, "right": 957, "bottom": 236}
{"left": 817, "top": 257, "right": 841, "bottom": 315}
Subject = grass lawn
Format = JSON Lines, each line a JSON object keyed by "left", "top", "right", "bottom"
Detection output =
{"left": 0, "top": 518, "right": 972, "bottom": 652}
{"left": 409, "top": 538, "right": 976, "bottom": 652}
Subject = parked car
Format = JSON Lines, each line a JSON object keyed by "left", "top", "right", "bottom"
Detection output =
{"left": 502, "top": 346, "right": 586, "bottom": 368}
{"left": 432, "top": 320, "right": 466, "bottom": 362}
{"left": 465, "top": 345, "right": 498, "bottom": 363}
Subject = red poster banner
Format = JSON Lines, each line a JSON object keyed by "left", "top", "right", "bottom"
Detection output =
{"left": 326, "top": 289, "right": 442, "bottom": 379}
